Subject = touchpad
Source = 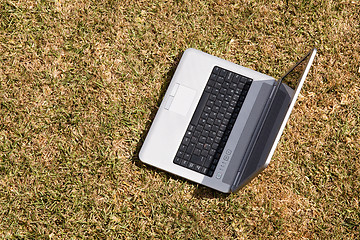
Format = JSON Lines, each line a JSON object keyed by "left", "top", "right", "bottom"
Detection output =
{"left": 169, "top": 85, "right": 196, "bottom": 116}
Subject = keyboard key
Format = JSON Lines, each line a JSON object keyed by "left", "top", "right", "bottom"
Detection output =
{"left": 196, "top": 143, "right": 204, "bottom": 149}
{"left": 199, "top": 118, "right": 206, "bottom": 125}
{"left": 220, "top": 69, "right": 227, "bottom": 77}
{"left": 214, "top": 119, "right": 222, "bottom": 126}
{"left": 203, "top": 158, "right": 213, "bottom": 168}
{"left": 191, "top": 155, "right": 204, "bottom": 165}
{"left": 174, "top": 157, "right": 181, "bottom": 164}
{"left": 186, "top": 144, "right": 195, "bottom": 154}
{"left": 212, "top": 143, "right": 219, "bottom": 150}
{"left": 222, "top": 101, "right": 229, "bottom": 107}
{"left": 193, "top": 149, "right": 201, "bottom": 155}
{"left": 205, "top": 85, "right": 212, "bottom": 92}
{"left": 204, "top": 106, "right": 211, "bottom": 113}
{"left": 180, "top": 160, "right": 188, "bottom": 166}
{"left": 227, "top": 88, "right": 235, "bottom": 95}
{"left": 204, "top": 144, "right": 211, "bottom": 151}
{"left": 203, "top": 130, "right": 209, "bottom": 138}
{"left": 226, "top": 72, "right": 233, "bottom": 81}
{"left": 180, "top": 145, "right": 186, "bottom": 151}
{"left": 204, "top": 124, "right": 211, "bottom": 131}
{"left": 233, "top": 74, "right": 240, "bottom": 82}
{"left": 177, "top": 151, "right": 184, "bottom": 158}
{"left": 209, "top": 131, "right": 216, "bottom": 138}
{"left": 194, "top": 131, "right": 201, "bottom": 138}
{"left": 230, "top": 82, "right": 237, "bottom": 89}
{"left": 201, "top": 112, "right": 209, "bottom": 119}
{"left": 211, "top": 125, "right": 219, "bottom": 132}
{"left": 207, "top": 118, "right": 214, "bottom": 125}
{"left": 188, "top": 162, "right": 195, "bottom": 169}
{"left": 201, "top": 149, "right": 208, "bottom": 156}
{"left": 182, "top": 137, "right": 190, "bottom": 145}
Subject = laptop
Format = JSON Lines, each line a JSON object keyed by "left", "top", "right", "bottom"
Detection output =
{"left": 139, "top": 48, "right": 316, "bottom": 193}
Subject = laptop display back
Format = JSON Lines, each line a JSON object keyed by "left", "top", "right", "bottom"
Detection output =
{"left": 232, "top": 48, "right": 317, "bottom": 191}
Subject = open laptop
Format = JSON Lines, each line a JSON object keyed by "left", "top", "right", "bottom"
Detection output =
{"left": 139, "top": 48, "right": 316, "bottom": 193}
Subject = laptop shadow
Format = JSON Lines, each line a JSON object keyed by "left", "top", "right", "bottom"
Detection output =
{"left": 130, "top": 51, "right": 229, "bottom": 200}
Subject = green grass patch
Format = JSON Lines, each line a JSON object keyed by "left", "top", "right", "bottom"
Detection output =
{"left": 0, "top": 0, "right": 359, "bottom": 238}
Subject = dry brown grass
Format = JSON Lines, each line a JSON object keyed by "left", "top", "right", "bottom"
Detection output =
{"left": 0, "top": 0, "right": 359, "bottom": 239}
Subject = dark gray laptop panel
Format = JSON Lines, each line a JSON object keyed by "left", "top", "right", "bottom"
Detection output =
{"left": 231, "top": 48, "right": 316, "bottom": 192}
{"left": 231, "top": 84, "right": 292, "bottom": 191}
{"left": 222, "top": 82, "right": 273, "bottom": 185}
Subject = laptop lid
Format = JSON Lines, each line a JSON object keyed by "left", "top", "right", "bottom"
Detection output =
{"left": 231, "top": 48, "right": 317, "bottom": 192}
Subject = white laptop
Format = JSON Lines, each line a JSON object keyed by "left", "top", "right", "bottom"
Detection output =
{"left": 139, "top": 48, "right": 316, "bottom": 193}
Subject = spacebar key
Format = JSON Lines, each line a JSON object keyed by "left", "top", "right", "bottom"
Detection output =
{"left": 191, "top": 91, "right": 210, "bottom": 124}
{"left": 190, "top": 155, "right": 205, "bottom": 165}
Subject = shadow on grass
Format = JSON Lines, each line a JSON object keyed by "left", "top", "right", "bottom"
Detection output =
{"left": 131, "top": 50, "right": 229, "bottom": 200}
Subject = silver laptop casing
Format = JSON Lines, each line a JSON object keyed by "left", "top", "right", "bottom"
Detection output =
{"left": 140, "top": 48, "right": 316, "bottom": 193}
{"left": 139, "top": 48, "right": 277, "bottom": 192}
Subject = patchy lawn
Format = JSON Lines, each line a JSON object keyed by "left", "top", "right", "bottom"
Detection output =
{"left": 0, "top": 0, "right": 359, "bottom": 238}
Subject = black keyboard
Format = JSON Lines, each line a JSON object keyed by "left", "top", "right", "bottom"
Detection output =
{"left": 173, "top": 66, "right": 252, "bottom": 177}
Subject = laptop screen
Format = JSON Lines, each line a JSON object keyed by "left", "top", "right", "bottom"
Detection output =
{"left": 278, "top": 48, "right": 316, "bottom": 92}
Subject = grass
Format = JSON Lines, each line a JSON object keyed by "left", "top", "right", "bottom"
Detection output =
{"left": 0, "top": 0, "right": 359, "bottom": 238}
